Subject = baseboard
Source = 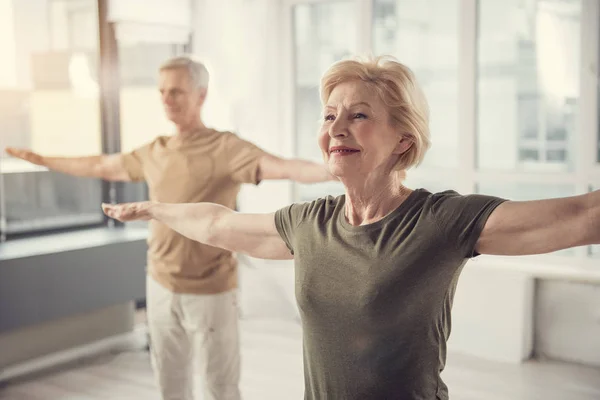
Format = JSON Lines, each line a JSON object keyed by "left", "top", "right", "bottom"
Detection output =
{"left": 0, "top": 324, "right": 148, "bottom": 384}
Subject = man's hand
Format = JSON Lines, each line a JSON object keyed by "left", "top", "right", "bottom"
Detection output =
{"left": 102, "top": 202, "right": 154, "bottom": 222}
{"left": 5, "top": 147, "right": 132, "bottom": 182}
{"left": 5, "top": 147, "right": 45, "bottom": 166}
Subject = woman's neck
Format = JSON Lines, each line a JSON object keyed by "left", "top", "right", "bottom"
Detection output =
{"left": 343, "top": 174, "right": 412, "bottom": 226}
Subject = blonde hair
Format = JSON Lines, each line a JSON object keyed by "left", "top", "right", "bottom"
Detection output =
{"left": 320, "top": 55, "right": 431, "bottom": 171}
{"left": 159, "top": 55, "right": 209, "bottom": 89}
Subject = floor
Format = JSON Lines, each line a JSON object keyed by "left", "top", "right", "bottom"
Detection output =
{"left": 1, "top": 319, "right": 599, "bottom": 400}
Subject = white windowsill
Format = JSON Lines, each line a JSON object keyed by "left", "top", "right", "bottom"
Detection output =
{"left": 0, "top": 226, "right": 149, "bottom": 261}
{"left": 470, "top": 253, "right": 600, "bottom": 283}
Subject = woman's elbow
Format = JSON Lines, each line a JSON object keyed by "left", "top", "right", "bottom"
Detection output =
{"left": 571, "top": 193, "right": 599, "bottom": 246}
{"left": 582, "top": 200, "right": 600, "bottom": 245}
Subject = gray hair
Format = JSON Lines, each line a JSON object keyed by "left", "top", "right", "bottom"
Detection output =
{"left": 159, "top": 55, "right": 209, "bottom": 89}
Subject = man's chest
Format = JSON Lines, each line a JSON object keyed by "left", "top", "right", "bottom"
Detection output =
{"left": 143, "top": 149, "right": 227, "bottom": 202}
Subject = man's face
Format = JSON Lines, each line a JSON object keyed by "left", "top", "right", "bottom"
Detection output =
{"left": 159, "top": 68, "right": 206, "bottom": 126}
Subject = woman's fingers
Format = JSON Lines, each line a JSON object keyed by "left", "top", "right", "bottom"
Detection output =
{"left": 102, "top": 202, "right": 149, "bottom": 221}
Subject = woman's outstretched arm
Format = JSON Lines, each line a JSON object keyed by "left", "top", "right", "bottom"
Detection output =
{"left": 102, "top": 201, "right": 293, "bottom": 260}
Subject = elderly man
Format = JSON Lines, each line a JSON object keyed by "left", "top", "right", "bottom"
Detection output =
{"left": 6, "top": 55, "right": 335, "bottom": 400}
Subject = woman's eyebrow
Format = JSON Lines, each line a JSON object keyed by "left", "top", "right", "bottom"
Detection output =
{"left": 324, "top": 102, "right": 372, "bottom": 109}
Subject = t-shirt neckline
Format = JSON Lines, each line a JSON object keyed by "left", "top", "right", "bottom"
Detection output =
{"left": 338, "top": 188, "right": 425, "bottom": 232}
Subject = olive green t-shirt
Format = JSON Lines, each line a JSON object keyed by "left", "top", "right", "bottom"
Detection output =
{"left": 274, "top": 189, "right": 506, "bottom": 400}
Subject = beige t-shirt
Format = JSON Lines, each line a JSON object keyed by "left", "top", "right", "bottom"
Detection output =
{"left": 121, "top": 128, "right": 266, "bottom": 294}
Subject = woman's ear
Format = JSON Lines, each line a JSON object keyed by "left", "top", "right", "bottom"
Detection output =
{"left": 393, "top": 136, "right": 413, "bottom": 155}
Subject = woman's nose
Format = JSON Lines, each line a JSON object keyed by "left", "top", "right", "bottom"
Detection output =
{"left": 329, "top": 118, "right": 348, "bottom": 138}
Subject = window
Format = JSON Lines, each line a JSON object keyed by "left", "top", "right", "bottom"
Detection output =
{"left": 477, "top": 0, "right": 581, "bottom": 172}
{"left": 372, "top": 0, "right": 460, "bottom": 169}
{"left": 292, "top": 1, "right": 354, "bottom": 201}
{"left": 0, "top": 0, "right": 103, "bottom": 237}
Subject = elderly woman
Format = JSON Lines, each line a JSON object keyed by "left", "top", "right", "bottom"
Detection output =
{"left": 103, "top": 57, "right": 599, "bottom": 400}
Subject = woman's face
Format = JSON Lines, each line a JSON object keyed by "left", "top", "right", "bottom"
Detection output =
{"left": 318, "top": 80, "right": 411, "bottom": 180}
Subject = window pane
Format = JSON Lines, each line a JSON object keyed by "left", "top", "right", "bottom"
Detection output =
{"left": 0, "top": 0, "right": 103, "bottom": 235}
{"left": 477, "top": 0, "right": 581, "bottom": 172}
{"left": 477, "top": 182, "right": 575, "bottom": 256}
{"left": 404, "top": 174, "right": 459, "bottom": 195}
{"left": 373, "top": 0, "right": 459, "bottom": 168}
{"left": 293, "top": 1, "right": 354, "bottom": 201}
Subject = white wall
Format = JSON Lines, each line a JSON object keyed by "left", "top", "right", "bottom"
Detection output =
{"left": 448, "top": 263, "right": 535, "bottom": 363}
{"left": 0, "top": 303, "right": 135, "bottom": 373}
{"left": 535, "top": 280, "right": 600, "bottom": 366}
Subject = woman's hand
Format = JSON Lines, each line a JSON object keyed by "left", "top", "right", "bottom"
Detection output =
{"left": 102, "top": 202, "right": 154, "bottom": 222}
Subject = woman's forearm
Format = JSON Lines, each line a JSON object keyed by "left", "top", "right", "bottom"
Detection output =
{"left": 103, "top": 201, "right": 290, "bottom": 259}
{"left": 584, "top": 190, "right": 600, "bottom": 245}
{"left": 149, "top": 202, "right": 233, "bottom": 245}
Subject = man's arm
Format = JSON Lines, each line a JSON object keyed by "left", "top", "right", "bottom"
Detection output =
{"left": 5, "top": 147, "right": 132, "bottom": 182}
{"left": 102, "top": 201, "right": 293, "bottom": 260}
{"left": 257, "top": 153, "right": 336, "bottom": 183}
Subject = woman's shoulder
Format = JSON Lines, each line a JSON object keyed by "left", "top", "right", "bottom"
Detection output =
{"left": 409, "top": 188, "right": 474, "bottom": 216}
{"left": 402, "top": 188, "right": 462, "bottom": 207}
{"left": 419, "top": 188, "right": 507, "bottom": 221}
{"left": 292, "top": 194, "right": 344, "bottom": 213}
{"left": 279, "top": 194, "right": 344, "bottom": 224}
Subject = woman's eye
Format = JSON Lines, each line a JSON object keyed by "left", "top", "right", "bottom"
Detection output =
{"left": 324, "top": 114, "right": 335, "bottom": 121}
{"left": 354, "top": 113, "right": 367, "bottom": 119}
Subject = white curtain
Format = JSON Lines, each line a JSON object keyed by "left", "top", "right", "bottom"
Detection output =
{"left": 192, "top": 0, "right": 298, "bottom": 321}
{"left": 109, "top": 0, "right": 193, "bottom": 44}
{"left": 193, "top": 0, "right": 283, "bottom": 155}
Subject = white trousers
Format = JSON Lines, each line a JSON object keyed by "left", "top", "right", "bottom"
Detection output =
{"left": 146, "top": 276, "right": 241, "bottom": 400}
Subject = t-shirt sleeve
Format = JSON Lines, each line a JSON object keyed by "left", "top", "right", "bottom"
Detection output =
{"left": 430, "top": 191, "right": 507, "bottom": 258}
{"left": 225, "top": 133, "right": 267, "bottom": 185}
{"left": 120, "top": 141, "right": 153, "bottom": 182}
{"left": 274, "top": 202, "right": 312, "bottom": 255}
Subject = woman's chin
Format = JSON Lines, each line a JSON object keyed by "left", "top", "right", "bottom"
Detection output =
{"left": 328, "top": 166, "right": 354, "bottom": 181}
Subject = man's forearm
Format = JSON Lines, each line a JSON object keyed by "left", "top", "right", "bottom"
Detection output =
{"left": 285, "top": 159, "right": 335, "bottom": 183}
{"left": 42, "top": 155, "right": 105, "bottom": 178}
